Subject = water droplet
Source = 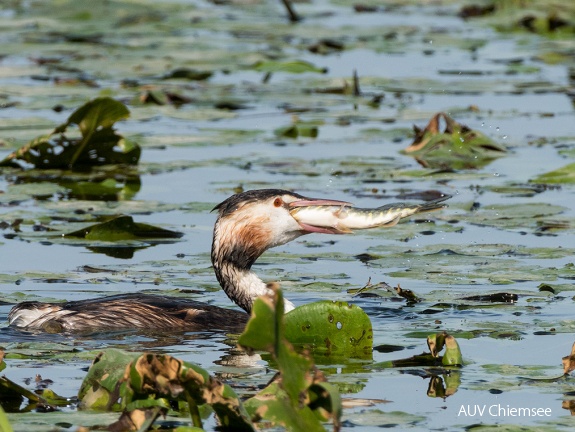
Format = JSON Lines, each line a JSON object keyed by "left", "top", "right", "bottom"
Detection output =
{"left": 502, "top": 135, "right": 507, "bottom": 140}
{"left": 496, "top": 127, "right": 500, "bottom": 132}
{"left": 336, "top": 321, "right": 342, "bottom": 330}
{"left": 328, "top": 314, "right": 334, "bottom": 323}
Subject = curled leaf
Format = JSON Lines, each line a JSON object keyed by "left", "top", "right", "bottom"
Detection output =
{"left": 442, "top": 335, "right": 463, "bottom": 366}
{"left": 562, "top": 341, "right": 575, "bottom": 375}
{"left": 403, "top": 112, "right": 506, "bottom": 169}
{"left": 0, "top": 97, "right": 139, "bottom": 169}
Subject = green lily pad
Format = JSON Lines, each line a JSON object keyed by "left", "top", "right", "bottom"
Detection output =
{"left": 284, "top": 300, "right": 373, "bottom": 359}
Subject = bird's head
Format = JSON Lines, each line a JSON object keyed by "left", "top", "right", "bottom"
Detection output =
{"left": 212, "top": 189, "right": 349, "bottom": 269}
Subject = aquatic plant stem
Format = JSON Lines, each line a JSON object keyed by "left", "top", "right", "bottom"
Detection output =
{"left": 186, "top": 393, "right": 203, "bottom": 428}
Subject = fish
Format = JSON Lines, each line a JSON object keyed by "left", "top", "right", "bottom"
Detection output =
{"left": 290, "top": 195, "right": 450, "bottom": 234}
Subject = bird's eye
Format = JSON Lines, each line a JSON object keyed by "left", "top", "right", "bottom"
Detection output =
{"left": 273, "top": 197, "right": 283, "bottom": 207}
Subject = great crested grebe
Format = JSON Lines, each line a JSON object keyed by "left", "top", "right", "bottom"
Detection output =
{"left": 8, "top": 189, "right": 448, "bottom": 333}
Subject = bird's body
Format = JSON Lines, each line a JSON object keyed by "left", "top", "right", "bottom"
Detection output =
{"left": 8, "top": 293, "right": 249, "bottom": 333}
{"left": 8, "top": 189, "right": 449, "bottom": 333}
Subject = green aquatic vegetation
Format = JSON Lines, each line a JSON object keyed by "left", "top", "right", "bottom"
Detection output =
{"left": 402, "top": 112, "right": 507, "bottom": 170}
{"left": 284, "top": 300, "right": 373, "bottom": 359}
{"left": 252, "top": 60, "right": 328, "bottom": 75}
{"left": 0, "top": 0, "right": 574, "bottom": 430}
{"left": 274, "top": 120, "right": 322, "bottom": 139}
{"left": 374, "top": 332, "right": 463, "bottom": 369}
{"left": 239, "top": 287, "right": 342, "bottom": 431}
{"left": 532, "top": 162, "right": 575, "bottom": 184}
{"left": 0, "top": 98, "right": 139, "bottom": 169}
{"left": 64, "top": 215, "right": 183, "bottom": 242}
{"left": 463, "top": 202, "right": 570, "bottom": 233}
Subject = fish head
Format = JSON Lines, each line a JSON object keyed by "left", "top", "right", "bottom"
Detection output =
{"left": 288, "top": 196, "right": 353, "bottom": 235}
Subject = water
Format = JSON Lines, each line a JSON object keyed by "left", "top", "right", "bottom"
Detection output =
{"left": 1, "top": 0, "right": 575, "bottom": 430}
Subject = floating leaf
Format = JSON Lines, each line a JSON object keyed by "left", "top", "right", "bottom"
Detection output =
{"left": 283, "top": 300, "right": 373, "bottom": 359}
{"left": 403, "top": 112, "right": 506, "bottom": 169}
{"left": 162, "top": 68, "right": 213, "bottom": 81}
{"left": 64, "top": 215, "right": 183, "bottom": 241}
{"left": 252, "top": 60, "right": 327, "bottom": 74}
{"left": 532, "top": 162, "right": 575, "bottom": 184}
{"left": 0, "top": 97, "right": 139, "bottom": 169}
{"left": 274, "top": 120, "right": 321, "bottom": 139}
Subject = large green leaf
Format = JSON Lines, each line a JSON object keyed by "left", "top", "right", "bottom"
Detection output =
{"left": 0, "top": 97, "right": 139, "bottom": 169}
{"left": 284, "top": 300, "right": 373, "bottom": 360}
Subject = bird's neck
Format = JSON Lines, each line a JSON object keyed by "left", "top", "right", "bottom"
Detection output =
{"left": 212, "top": 261, "right": 270, "bottom": 313}
{"left": 211, "top": 218, "right": 295, "bottom": 313}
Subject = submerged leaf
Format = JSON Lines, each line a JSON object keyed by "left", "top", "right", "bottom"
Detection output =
{"left": 403, "top": 112, "right": 506, "bottom": 169}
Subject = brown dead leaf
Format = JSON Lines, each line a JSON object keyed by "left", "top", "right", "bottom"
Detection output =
{"left": 562, "top": 341, "right": 575, "bottom": 375}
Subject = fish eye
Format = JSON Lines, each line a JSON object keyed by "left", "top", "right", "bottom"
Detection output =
{"left": 273, "top": 197, "right": 283, "bottom": 207}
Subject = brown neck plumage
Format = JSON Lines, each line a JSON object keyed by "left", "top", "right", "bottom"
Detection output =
{"left": 211, "top": 214, "right": 272, "bottom": 313}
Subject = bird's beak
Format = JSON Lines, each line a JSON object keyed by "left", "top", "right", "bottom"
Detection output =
{"left": 288, "top": 197, "right": 352, "bottom": 235}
